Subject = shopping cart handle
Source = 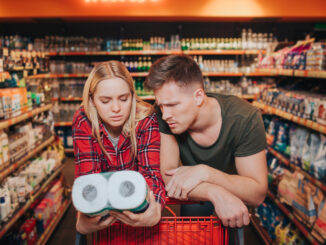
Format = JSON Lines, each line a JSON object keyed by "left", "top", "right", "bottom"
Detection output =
{"left": 165, "top": 197, "right": 200, "bottom": 205}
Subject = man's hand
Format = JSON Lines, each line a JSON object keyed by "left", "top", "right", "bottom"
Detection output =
{"left": 109, "top": 191, "right": 161, "bottom": 227}
{"left": 208, "top": 185, "right": 250, "bottom": 228}
{"left": 165, "top": 165, "right": 208, "bottom": 200}
{"left": 76, "top": 212, "right": 117, "bottom": 234}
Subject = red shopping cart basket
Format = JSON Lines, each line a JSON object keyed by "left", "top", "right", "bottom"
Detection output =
{"left": 92, "top": 199, "right": 228, "bottom": 245}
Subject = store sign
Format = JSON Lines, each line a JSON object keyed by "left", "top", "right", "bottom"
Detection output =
{"left": 85, "top": 0, "right": 158, "bottom": 2}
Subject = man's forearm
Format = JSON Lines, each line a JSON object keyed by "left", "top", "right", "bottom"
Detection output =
{"left": 203, "top": 165, "right": 266, "bottom": 206}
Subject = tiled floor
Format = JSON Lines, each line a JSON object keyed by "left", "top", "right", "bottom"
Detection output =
{"left": 47, "top": 157, "right": 264, "bottom": 245}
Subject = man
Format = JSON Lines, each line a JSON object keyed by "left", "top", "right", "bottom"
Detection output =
{"left": 145, "top": 55, "right": 267, "bottom": 231}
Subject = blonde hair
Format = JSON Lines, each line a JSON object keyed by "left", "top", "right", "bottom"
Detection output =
{"left": 82, "top": 60, "right": 152, "bottom": 158}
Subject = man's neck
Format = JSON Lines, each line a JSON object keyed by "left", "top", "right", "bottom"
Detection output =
{"left": 188, "top": 96, "right": 222, "bottom": 146}
{"left": 189, "top": 96, "right": 221, "bottom": 134}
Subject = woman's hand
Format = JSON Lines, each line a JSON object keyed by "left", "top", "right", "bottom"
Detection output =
{"left": 76, "top": 212, "right": 117, "bottom": 234}
{"left": 109, "top": 191, "right": 161, "bottom": 227}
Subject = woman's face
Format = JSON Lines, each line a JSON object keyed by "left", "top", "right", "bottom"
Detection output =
{"left": 93, "top": 77, "right": 132, "bottom": 133}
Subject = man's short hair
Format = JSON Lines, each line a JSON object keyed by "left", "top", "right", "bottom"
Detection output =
{"left": 145, "top": 55, "right": 204, "bottom": 90}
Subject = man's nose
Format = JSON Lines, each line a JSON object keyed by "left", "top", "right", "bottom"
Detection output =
{"left": 161, "top": 107, "right": 171, "bottom": 121}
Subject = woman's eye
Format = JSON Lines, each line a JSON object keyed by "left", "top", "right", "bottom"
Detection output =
{"left": 120, "top": 97, "right": 128, "bottom": 102}
{"left": 101, "top": 100, "right": 109, "bottom": 104}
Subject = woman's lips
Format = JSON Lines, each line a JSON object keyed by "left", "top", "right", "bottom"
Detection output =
{"left": 111, "top": 116, "right": 123, "bottom": 121}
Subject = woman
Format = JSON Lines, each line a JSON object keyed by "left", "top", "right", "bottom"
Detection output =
{"left": 72, "top": 61, "right": 165, "bottom": 236}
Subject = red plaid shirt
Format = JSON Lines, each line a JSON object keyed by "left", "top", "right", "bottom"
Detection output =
{"left": 72, "top": 106, "right": 165, "bottom": 206}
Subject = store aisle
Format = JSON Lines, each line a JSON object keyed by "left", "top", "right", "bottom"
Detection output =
{"left": 47, "top": 157, "right": 263, "bottom": 245}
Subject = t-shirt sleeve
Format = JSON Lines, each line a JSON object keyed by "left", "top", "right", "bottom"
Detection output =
{"left": 155, "top": 105, "right": 173, "bottom": 135}
{"left": 234, "top": 109, "right": 267, "bottom": 157}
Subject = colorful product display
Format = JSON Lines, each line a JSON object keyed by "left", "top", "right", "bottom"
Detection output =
{"left": 265, "top": 116, "right": 326, "bottom": 180}
{"left": 0, "top": 146, "right": 63, "bottom": 223}
{"left": 204, "top": 77, "right": 272, "bottom": 97}
{"left": 257, "top": 40, "right": 326, "bottom": 71}
{"left": 1, "top": 178, "right": 65, "bottom": 245}
{"left": 1, "top": 31, "right": 272, "bottom": 53}
{"left": 255, "top": 198, "right": 305, "bottom": 244}
{"left": 260, "top": 89, "right": 326, "bottom": 125}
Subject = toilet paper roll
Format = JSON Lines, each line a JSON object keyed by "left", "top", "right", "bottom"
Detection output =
{"left": 72, "top": 173, "right": 111, "bottom": 216}
{"left": 72, "top": 171, "right": 148, "bottom": 216}
{"left": 107, "top": 171, "right": 148, "bottom": 212}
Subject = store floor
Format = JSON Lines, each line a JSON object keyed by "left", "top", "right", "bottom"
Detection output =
{"left": 47, "top": 157, "right": 264, "bottom": 245}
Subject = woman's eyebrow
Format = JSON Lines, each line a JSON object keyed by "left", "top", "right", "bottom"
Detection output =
{"left": 99, "top": 93, "right": 130, "bottom": 99}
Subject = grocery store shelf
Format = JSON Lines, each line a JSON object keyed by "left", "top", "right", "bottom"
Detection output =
{"left": 244, "top": 72, "right": 276, "bottom": 77}
{"left": 183, "top": 50, "right": 266, "bottom": 55}
{"left": 203, "top": 72, "right": 243, "bottom": 77}
{"left": 0, "top": 164, "right": 64, "bottom": 238}
{"left": 139, "top": 95, "right": 155, "bottom": 100}
{"left": 47, "top": 50, "right": 266, "bottom": 56}
{"left": 60, "top": 97, "right": 83, "bottom": 102}
{"left": 64, "top": 148, "right": 74, "bottom": 154}
{"left": 0, "top": 136, "right": 55, "bottom": 181}
{"left": 130, "top": 72, "right": 149, "bottom": 77}
{"left": 36, "top": 198, "right": 71, "bottom": 245}
{"left": 253, "top": 101, "right": 326, "bottom": 134}
{"left": 0, "top": 104, "right": 52, "bottom": 130}
{"left": 47, "top": 50, "right": 183, "bottom": 56}
{"left": 267, "top": 146, "right": 326, "bottom": 193}
{"left": 267, "top": 191, "right": 321, "bottom": 245}
{"left": 240, "top": 94, "right": 258, "bottom": 100}
{"left": 54, "top": 122, "right": 72, "bottom": 127}
{"left": 250, "top": 215, "right": 272, "bottom": 245}
{"left": 30, "top": 71, "right": 278, "bottom": 79}
{"left": 294, "top": 70, "right": 326, "bottom": 79}
{"left": 255, "top": 68, "right": 326, "bottom": 79}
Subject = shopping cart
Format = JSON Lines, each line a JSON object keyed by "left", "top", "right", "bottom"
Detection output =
{"left": 92, "top": 198, "right": 229, "bottom": 245}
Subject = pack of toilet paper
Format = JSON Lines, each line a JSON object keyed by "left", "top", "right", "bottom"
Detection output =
{"left": 72, "top": 171, "right": 148, "bottom": 216}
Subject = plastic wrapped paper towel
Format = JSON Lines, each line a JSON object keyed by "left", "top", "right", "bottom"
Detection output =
{"left": 72, "top": 171, "right": 148, "bottom": 216}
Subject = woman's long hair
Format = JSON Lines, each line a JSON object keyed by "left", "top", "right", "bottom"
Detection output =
{"left": 82, "top": 60, "right": 152, "bottom": 158}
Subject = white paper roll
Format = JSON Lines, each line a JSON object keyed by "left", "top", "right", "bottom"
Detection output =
{"left": 72, "top": 173, "right": 109, "bottom": 215}
{"left": 72, "top": 171, "right": 148, "bottom": 215}
{"left": 107, "top": 171, "right": 148, "bottom": 211}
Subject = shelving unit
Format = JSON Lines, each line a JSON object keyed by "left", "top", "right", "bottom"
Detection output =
{"left": 46, "top": 49, "right": 266, "bottom": 57}
{"left": 54, "top": 122, "right": 72, "bottom": 127}
{"left": 0, "top": 136, "right": 55, "bottom": 181}
{"left": 28, "top": 71, "right": 274, "bottom": 79}
{"left": 35, "top": 198, "right": 71, "bottom": 245}
{"left": 256, "top": 68, "right": 326, "bottom": 79}
{"left": 267, "top": 145, "right": 326, "bottom": 193}
{"left": 253, "top": 101, "right": 326, "bottom": 134}
{"left": 0, "top": 164, "right": 65, "bottom": 238}
{"left": 267, "top": 191, "right": 321, "bottom": 245}
{"left": 250, "top": 215, "right": 272, "bottom": 245}
{"left": 0, "top": 104, "right": 52, "bottom": 130}
{"left": 64, "top": 148, "right": 74, "bottom": 154}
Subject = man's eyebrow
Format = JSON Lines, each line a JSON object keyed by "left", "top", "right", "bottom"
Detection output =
{"left": 156, "top": 101, "right": 179, "bottom": 106}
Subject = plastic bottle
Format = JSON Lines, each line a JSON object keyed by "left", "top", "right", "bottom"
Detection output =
{"left": 36, "top": 213, "right": 44, "bottom": 234}
{"left": 0, "top": 130, "right": 9, "bottom": 163}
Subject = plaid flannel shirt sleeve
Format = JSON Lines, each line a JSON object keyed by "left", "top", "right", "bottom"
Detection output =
{"left": 73, "top": 110, "right": 101, "bottom": 178}
{"left": 136, "top": 114, "right": 166, "bottom": 208}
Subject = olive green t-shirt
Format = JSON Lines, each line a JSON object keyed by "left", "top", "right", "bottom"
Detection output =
{"left": 157, "top": 93, "right": 267, "bottom": 174}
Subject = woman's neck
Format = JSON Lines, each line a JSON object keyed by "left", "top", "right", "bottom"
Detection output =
{"left": 103, "top": 123, "right": 122, "bottom": 138}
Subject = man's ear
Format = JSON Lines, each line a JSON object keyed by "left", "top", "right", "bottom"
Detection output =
{"left": 193, "top": 88, "right": 205, "bottom": 106}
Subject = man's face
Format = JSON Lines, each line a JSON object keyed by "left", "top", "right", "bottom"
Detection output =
{"left": 154, "top": 82, "right": 197, "bottom": 134}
